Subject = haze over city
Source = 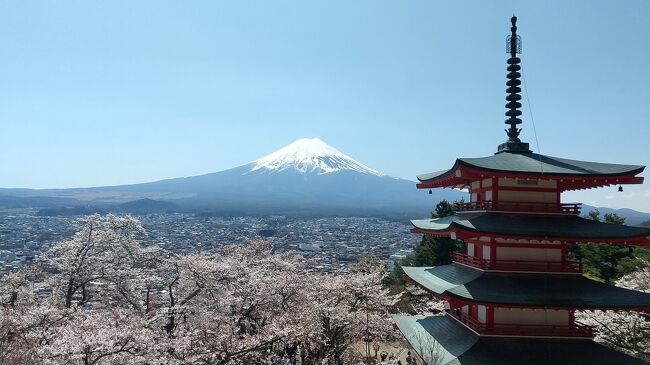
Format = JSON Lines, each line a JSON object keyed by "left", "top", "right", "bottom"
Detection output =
{"left": 1, "top": 1, "right": 649, "bottom": 211}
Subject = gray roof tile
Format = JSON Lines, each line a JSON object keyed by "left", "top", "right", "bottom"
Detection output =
{"left": 404, "top": 264, "right": 650, "bottom": 308}
{"left": 394, "top": 315, "right": 648, "bottom": 365}
{"left": 417, "top": 152, "right": 645, "bottom": 182}
{"left": 411, "top": 213, "right": 650, "bottom": 239}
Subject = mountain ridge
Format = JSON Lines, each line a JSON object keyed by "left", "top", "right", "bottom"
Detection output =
{"left": 3, "top": 138, "right": 649, "bottom": 222}
{"left": 0, "top": 138, "right": 463, "bottom": 217}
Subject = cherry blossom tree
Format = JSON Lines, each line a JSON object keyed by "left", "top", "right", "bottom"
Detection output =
{"left": 151, "top": 242, "right": 321, "bottom": 364}
{"left": 0, "top": 215, "right": 400, "bottom": 365}
{"left": 313, "top": 258, "right": 400, "bottom": 364}
{"left": 36, "top": 309, "right": 154, "bottom": 365}
{"left": 1, "top": 214, "right": 152, "bottom": 364}
{"left": 402, "top": 286, "right": 445, "bottom": 316}
{"left": 577, "top": 261, "right": 650, "bottom": 360}
{"left": 37, "top": 214, "right": 147, "bottom": 308}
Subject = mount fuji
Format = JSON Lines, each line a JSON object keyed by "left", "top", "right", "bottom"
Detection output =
{"left": 250, "top": 138, "right": 383, "bottom": 176}
{"left": 1, "top": 138, "right": 464, "bottom": 217}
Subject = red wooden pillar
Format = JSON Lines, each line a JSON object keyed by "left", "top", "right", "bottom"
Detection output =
{"left": 487, "top": 305, "right": 495, "bottom": 331}
{"left": 492, "top": 177, "right": 499, "bottom": 210}
{"left": 470, "top": 304, "right": 478, "bottom": 320}
{"left": 490, "top": 241, "right": 497, "bottom": 268}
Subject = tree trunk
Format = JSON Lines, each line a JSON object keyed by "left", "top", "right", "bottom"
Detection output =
{"left": 80, "top": 283, "right": 88, "bottom": 305}
{"left": 145, "top": 287, "right": 151, "bottom": 314}
{"left": 65, "top": 277, "right": 75, "bottom": 308}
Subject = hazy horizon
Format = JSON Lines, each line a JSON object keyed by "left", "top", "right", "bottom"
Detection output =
{"left": 1, "top": 1, "right": 649, "bottom": 212}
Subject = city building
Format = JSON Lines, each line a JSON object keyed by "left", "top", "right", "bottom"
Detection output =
{"left": 393, "top": 16, "right": 650, "bottom": 364}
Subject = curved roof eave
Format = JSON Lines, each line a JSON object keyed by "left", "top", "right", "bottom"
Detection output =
{"left": 403, "top": 265, "right": 650, "bottom": 309}
{"left": 410, "top": 214, "right": 650, "bottom": 242}
{"left": 416, "top": 153, "right": 646, "bottom": 184}
{"left": 416, "top": 159, "right": 461, "bottom": 182}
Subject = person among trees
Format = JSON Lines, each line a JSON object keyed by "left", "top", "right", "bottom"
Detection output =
{"left": 299, "top": 343, "right": 307, "bottom": 365}
{"left": 380, "top": 350, "right": 388, "bottom": 361}
{"left": 285, "top": 341, "right": 298, "bottom": 365}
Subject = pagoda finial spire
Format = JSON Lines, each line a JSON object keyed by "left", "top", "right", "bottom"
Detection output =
{"left": 505, "top": 15, "right": 522, "bottom": 141}
{"left": 497, "top": 15, "right": 531, "bottom": 153}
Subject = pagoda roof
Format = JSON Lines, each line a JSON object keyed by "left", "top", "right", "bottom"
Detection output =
{"left": 403, "top": 264, "right": 650, "bottom": 309}
{"left": 411, "top": 212, "right": 650, "bottom": 244}
{"left": 416, "top": 152, "right": 644, "bottom": 190}
{"left": 393, "top": 314, "right": 647, "bottom": 365}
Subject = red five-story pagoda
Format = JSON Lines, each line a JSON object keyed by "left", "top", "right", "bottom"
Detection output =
{"left": 393, "top": 16, "right": 650, "bottom": 365}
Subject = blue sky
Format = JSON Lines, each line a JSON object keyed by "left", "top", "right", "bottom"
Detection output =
{"left": 1, "top": 1, "right": 649, "bottom": 212}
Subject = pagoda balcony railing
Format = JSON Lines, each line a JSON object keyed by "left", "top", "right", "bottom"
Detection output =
{"left": 454, "top": 201, "right": 582, "bottom": 215}
{"left": 449, "top": 309, "right": 593, "bottom": 338}
{"left": 452, "top": 252, "right": 582, "bottom": 273}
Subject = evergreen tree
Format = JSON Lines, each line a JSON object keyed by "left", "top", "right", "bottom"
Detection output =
{"left": 432, "top": 199, "right": 455, "bottom": 218}
{"left": 385, "top": 200, "right": 463, "bottom": 285}
{"left": 570, "top": 209, "right": 649, "bottom": 283}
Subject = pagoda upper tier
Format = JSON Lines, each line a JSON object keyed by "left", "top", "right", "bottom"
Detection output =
{"left": 416, "top": 152, "right": 645, "bottom": 191}
{"left": 411, "top": 212, "right": 650, "bottom": 246}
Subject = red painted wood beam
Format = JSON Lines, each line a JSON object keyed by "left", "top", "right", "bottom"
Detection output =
{"left": 417, "top": 164, "right": 644, "bottom": 191}
{"left": 411, "top": 226, "right": 650, "bottom": 246}
{"left": 402, "top": 272, "right": 650, "bottom": 312}
{"left": 443, "top": 296, "right": 650, "bottom": 312}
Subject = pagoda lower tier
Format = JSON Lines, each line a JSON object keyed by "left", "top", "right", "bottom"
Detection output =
{"left": 404, "top": 264, "right": 650, "bottom": 340}
{"left": 402, "top": 264, "right": 650, "bottom": 340}
{"left": 403, "top": 265, "right": 650, "bottom": 310}
{"left": 393, "top": 315, "right": 647, "bottom": 365}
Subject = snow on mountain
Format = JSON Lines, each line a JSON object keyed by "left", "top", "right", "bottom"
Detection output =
{"left": 250, "top": 138, "right": 383, "bottom": 176}
{"left": 0, "top": 136, "right": 467, "bottom": 216}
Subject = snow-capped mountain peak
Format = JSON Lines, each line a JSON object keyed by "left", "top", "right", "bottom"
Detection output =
{"left": 250, "top": 138, "right": 383, "bottom": 176}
